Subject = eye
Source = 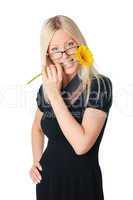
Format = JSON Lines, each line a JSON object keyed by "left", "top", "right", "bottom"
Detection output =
{"left": 68, "top": 41, "right": 74, "bottom": 46}
{"left": 51, "top": 47, "right": 58, "bottom": 52}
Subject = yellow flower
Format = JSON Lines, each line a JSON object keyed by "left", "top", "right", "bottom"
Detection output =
{"left": 74, "top": 44, "right": 94, "bottom": 67}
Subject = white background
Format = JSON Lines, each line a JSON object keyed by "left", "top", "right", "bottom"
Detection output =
{"left": 0, "top": 0, "right": 132, "bottom": 199}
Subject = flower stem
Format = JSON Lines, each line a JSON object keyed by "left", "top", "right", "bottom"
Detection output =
{"left": 26, "top": 73, "right": 42, "bottom": 85}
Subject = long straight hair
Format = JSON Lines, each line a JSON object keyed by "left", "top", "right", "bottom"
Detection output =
{"left": 40, "top": 15, "right": 106, "bottom": 107}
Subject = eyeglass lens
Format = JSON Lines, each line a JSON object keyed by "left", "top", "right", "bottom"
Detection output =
{"left": 50, "top": 46, "right": 78, "bottom": 59}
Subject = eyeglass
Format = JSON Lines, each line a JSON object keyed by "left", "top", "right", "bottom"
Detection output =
{"left": 46, "top": 45, "right": 80, "bottom": 60}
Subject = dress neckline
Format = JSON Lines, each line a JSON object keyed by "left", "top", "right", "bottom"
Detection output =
{"left": 61, "top": 73, "right": 82, "bottom": 94}
{"left": 60, "top": 73, "right": 84, "bottom": 106}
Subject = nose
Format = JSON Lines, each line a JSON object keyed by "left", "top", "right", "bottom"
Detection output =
{"left": 62, "top": 51, "right": 68, "bottom": 59}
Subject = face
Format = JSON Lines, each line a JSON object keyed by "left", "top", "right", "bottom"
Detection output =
{"left": 47, "top": 29, "right": 80, "bottom": 76}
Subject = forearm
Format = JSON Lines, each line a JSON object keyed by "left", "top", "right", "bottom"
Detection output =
{"left": 31, "top": 128, "right": 44, "bottom": 164}
{"left": 49, "top": 90, "right": 86, "bottom": 154}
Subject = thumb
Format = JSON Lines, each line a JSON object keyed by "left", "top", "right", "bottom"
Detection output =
{"left": 37, "top": 162, "right": 42, "bottom": 171}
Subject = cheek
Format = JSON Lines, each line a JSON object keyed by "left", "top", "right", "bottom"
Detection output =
{"left": 72, "top": 62, "right": 80, "bottom": 70}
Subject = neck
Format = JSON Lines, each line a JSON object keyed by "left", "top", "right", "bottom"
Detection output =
{"left": 62, "top": 72, "right": 77, "bottom": 88}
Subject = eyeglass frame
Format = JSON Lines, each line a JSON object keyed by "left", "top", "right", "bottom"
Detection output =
{"left": 46, "top": 44, "right": 80, "bottom": 59}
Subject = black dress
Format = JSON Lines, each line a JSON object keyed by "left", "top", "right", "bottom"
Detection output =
{"left": 36, "top": 73, "right": 113, "bottom": 200}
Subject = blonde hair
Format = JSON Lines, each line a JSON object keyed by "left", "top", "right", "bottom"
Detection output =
{"left": 40, "top": 15, "right": 105, "bottom": 107}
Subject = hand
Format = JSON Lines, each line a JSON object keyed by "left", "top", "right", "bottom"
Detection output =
{"left": 41, "top": 62, "right": 63, "bottom": 99}
{"left": 29, "top": 161, "right": 42, "bottom": 184}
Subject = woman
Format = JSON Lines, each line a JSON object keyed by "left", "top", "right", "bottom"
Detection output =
{"left": 29, "top": 15, "right": 113, "bottom": 200}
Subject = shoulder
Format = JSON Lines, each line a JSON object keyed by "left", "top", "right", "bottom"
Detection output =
{"left": 87, "top": 74, "right": 113, "bottom": 113}
{"left": 90, "top": 74, "right": 112, "bottom": 100}
{"left": 91, "top": 74, "right": 112, "bottom": 91}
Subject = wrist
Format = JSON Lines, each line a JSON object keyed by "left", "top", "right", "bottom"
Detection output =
{"left": 48, "top": 88, "right": 61, "bottom": 101}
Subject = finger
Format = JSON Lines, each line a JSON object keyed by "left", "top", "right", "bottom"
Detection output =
{"left": 30, "top": 170, "right": 38, "bottom": 181}
{"left": 55, "top": 63, "right": 63, "bottom": 81}
{"left": 32, "top": 169, "right": 41, "bottom": 182}
{"left": 49, "top": 65, "right": 57, "bottom": 81}
{"left": 41, "top": 66, "right": 48, "bottom": 81}
{"left": 33, "top": 167, "right": 42, "bottom": 180}
{"left": 36, "top": 162, "right": 42, "bottom": 171}
{"left": 31, "top": 170, "right": 41, "bottom": 183}
{"left": 46, "top": 66, "right": 52, "bottom": 79}
{"left": 31, "top": 172, "right": 38, "bottom": 183}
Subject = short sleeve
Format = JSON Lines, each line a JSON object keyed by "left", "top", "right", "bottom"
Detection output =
{"left": 36, "top": 84, "right": 45, "bottom": 112}
{"left": 86, "top": 75, "right": 113, "bottom": 113}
